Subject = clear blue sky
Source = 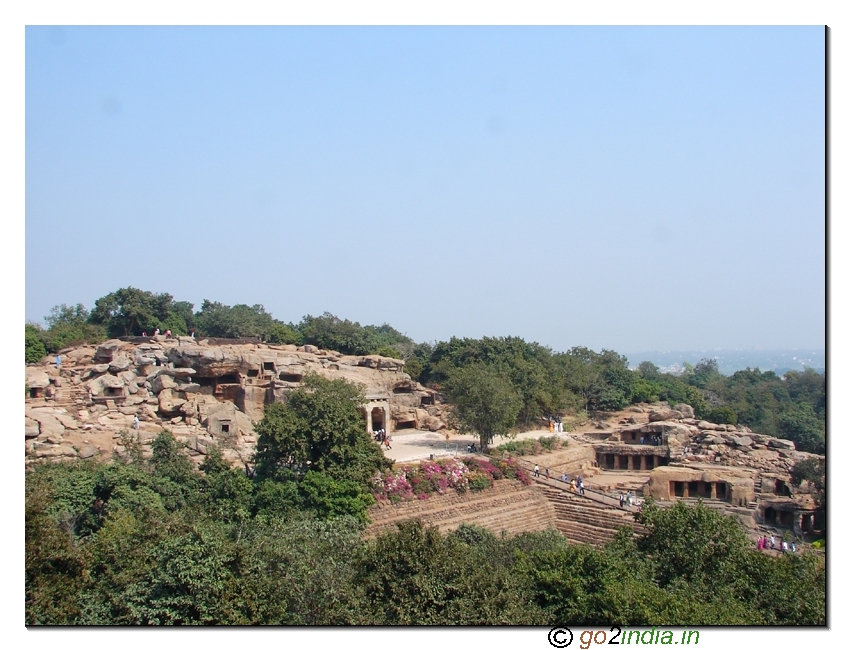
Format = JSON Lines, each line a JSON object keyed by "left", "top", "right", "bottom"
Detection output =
{"left": 25, "top": 25, "right": 825, "bottom": 353}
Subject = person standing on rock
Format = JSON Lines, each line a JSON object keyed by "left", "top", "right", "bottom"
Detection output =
{"left": 545, "top": 468, "right": 550, "bottom": 479}
{"left": 534, "top": 464, "right": 540, "bottom": 477}
{"left": 55, "top": 354, "right": 61, "bottom": 369}
{"left": 133, "top": 415, "right": 140, "bottom": 430}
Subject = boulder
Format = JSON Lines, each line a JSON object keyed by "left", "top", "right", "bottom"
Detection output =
{"left": 25, "top": 367, "right": 51, "bottom": 389}
{"left": 26, "top": 410, "right": 66, "bottom": 439}
{"left": 25, "top": 417, "right": 40, "bottom": 438}
{"left": 78, "top": 445, "right": 97, "bottom": 459}
{"left": 158, "top": 389, "right": 187, "bottom": 415}
{"left": 94, "top": 340, "right": 123, "bottom": 362}
{"left": 673, "top": 404, "right": 695, "bottom": 419}
{"left": 732, "top": 436, "right": 753, "bottom": 448}
{"left": 108, "top": 354, "right": 133, "bottom": 373}
{"left": 34, "top": 444, "right": 78, "bottom": 459}
{"left": 150, "top": 373, "right": 177, "bottom": 394}
{"left": 53, "top": 413, "right": 79, "bottom": 430}
{"left": 698, "top": 420, "right": 718, "bottom": 430}
{"left": 649, "top": 408, "right": 684, "bottom": 422}
{"left": 767, "top": 438, "right": 796, "bottom": 451}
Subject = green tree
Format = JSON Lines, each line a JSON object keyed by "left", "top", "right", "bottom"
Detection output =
{"left": 356, "top": 520, "right": 543, "bottom": 624}
{"left": 253, "top": 374, "right": 391, "bottom": 486}
{"left": 706, "top": 405, "right": 738, "bottom": 425}
{"left": 637, "top": 360, "right": 661, "bottom": 381}
{"left": 194, "top": 300, "right": 277, "bottom": 339}
{"left": 444, "top": 364, "right": 522, "bottom": 451}
{"left": 776, "top": 403, "right": 824, "bottom": 454}
{"left": 690, "top": 357, "right": 722, "bottom": 389}
{"left": 89, "top": 287, "right": 175, "bottom": 337}
{"left": 35, "top": 303, "right": 108, "bottom": 352}
{"left": 635, "top": 499, "right": 752, "bottom": 590}
{"left": 26, "top": 323, "right": 47, "bottom": 364}
{"left": 268, "top": 321, "right": 303, "bottom": 345}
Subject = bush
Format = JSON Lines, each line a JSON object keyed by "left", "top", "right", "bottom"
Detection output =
{"left": 26, "top": 324, "right": 47, "bottom": 364}
{"left": 467, "top": 471, "right": 493, "bottom": 491}
{"left": 490, "top": 436, "right": 566, "bottom": 458}
{"left": 707, "top": 406, "right": 738, "bottom": 425}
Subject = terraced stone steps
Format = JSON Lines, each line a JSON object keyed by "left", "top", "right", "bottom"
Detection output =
{"left": 541, "top": 486, "right": 644, "bottom": 547}
{"left": 365, "top": 479, "right": 558, "bottom": 539}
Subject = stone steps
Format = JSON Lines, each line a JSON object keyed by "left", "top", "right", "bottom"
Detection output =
{"left": 365, "top": 479, "right": 558, "bottom": 539}
{"left": 541, "top": 487, "right": 644, "bottom": 547}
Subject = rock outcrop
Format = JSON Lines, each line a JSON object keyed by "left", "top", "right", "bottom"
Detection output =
{"left": 25, "top": 338, "right": 443, "bottom": 465}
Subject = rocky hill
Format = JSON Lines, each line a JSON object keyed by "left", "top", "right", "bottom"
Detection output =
{"left": 25, "top": 336, "right": 448, "bottom": 466}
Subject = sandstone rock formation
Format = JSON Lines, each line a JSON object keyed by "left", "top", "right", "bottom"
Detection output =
{"left": 25, "top": 338, "right": 445, "bottom": 466}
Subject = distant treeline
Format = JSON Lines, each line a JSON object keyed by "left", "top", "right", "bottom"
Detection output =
{"left": 27, "top": 378, "right": 824, "bottom": 625}
{"left": 25, "top": 286, "right": 825, "bottom": 453}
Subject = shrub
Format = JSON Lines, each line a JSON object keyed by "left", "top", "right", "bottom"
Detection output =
{"left": 467, "top": 471, "right": 492, "bottom": 491}
{"left": 539, "top": 436, "right": 559, "bottom": 452}
{"left": 490, "top": 436, "right": 567, "bottom": 458}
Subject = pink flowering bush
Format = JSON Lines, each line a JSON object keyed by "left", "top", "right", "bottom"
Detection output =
{"left": 466, "top": 457, "right": 504, "bottom": 480}
{"left": 373, "top": 456, "right": 525, "bottom": 501}
{"left": 373, "top": 469, "right": 414, "bottom": 502}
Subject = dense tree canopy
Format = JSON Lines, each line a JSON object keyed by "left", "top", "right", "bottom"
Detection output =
{"left": 26, "top": 449, "right": 826, "bottom": 625}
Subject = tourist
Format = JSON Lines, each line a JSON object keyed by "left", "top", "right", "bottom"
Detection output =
{"left": 757, "top": 537, "right": 763, "bottom": 551}
{"left": 545, "top": 468, "right": 550, "bottom": 479}
{"left": 190, "top": 328, "right": 195, "bottom": 338}
{"left": 154, "top": 328, "right": 160, "bottom": 337}
{"left": 626, "top": 491, "right": 633, "bottom": 507}
{"left": 791, "top": 542, "right": 797, "bottom": 553}
{"left": 165, "top": 329, "right": 171, "bottom": 338}
{"left": 534, "top": 464, "right": 540, "bottom": 478}
{"left": 384, "top": 435, "right": 392, "bottom": 450}
{"left": 578, "top": 476, "right": 585, "bottom": 495}
{"left": 561, "top": 473, "right": 568, "bottom": 482}
{"left": 569, "top": 479, "right": 576, "bottom": 492}
{"left": 141, "top": 331, "right": 147, "bottom": 337}
{"left": 133, "top": 415, "right": 140, "bottom": 430}
{"left": 548, "top": 419, "right": 554, "bottom": 433}
{"left": 770, "top": 535, "right": 776, "bottom": 550}
{"left": 619, "top": 493, "right": 625, "bottom": 508}
{"left": 782, "top": 540, "right": 789, "bottom": 553}
{"left": 55, "top": 354, "right": 61, "bottom": 369}
{"left": 466, "top": 444, "right": 471, "bottom": 454}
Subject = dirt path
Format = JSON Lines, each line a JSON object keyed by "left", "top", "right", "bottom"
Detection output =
{"left": 380, "top": 427, "right": 571, "bottom": 463}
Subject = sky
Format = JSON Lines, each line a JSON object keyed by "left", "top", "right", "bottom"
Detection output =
{"left": 24, "top": 25, "right": 825, "bottom": 354}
